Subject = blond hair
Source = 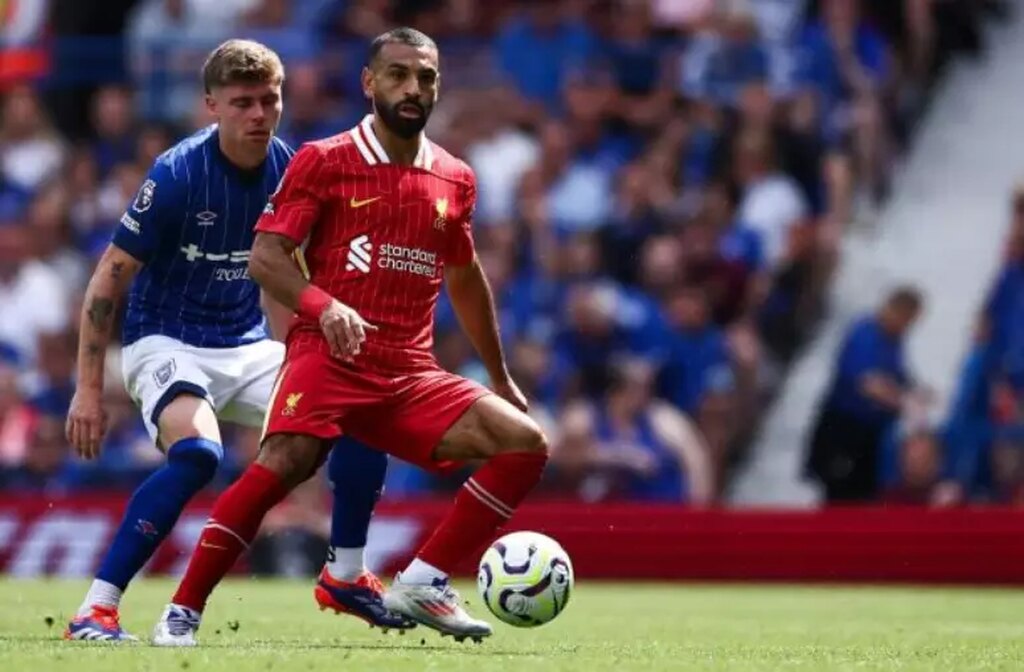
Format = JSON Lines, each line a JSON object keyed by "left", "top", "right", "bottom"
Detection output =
{"left": 202, "top": 39, "right": 285, "bottom": 94}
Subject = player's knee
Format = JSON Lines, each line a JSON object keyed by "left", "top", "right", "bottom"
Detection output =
{"left": 166, "top": 437, "right": 223, "bottom": 487}
{"left": 157, "top": 393, "right": 220, "bottom": 447}
{"left": 495, "top": 416, "right": 549, "bottom": 458}
{"left": 257, "top": 433, "right": 325, "bottom": 488}
{"left": 522, "top": 423, "right": 549, "bottom": 457}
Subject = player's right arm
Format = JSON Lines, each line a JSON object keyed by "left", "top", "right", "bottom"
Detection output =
{"left": 250, "top": 144, "right": 375, "bottom": 359}
{"left": 67, "top": 161, "right": 180, "bottom": 459}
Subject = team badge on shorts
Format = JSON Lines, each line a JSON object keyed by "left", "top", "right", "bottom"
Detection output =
{"left": 282, "top": 392, "right": 304, "bottom": 416}
{"left": 133, "top": 179, "right": 156, "bottom": 213}
{"left": 153, "top": 359, "right": 176, "bottom": 387}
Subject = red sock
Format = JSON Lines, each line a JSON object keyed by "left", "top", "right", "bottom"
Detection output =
{"left": 172, "top": 464, "right": 289, "bottom": 611}
{"left": 418, "top": 451, "right": 547, "bottom": 573}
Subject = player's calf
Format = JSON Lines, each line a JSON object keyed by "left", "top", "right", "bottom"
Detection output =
{"left": 71, "top": 394, "right": 223, "bottom": 644}
{"left": 256, "top": 433, "right": 331, "bottom": 489}
{"left": 389, "top": 395, "right": 548, "bottom": 636}
{"left": 155, "top": 433, "right": 327, "bottom": 645}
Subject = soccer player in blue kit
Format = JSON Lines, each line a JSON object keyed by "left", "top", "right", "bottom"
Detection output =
{"left": 63, "top": 40, "right": 408, "bottom": 641}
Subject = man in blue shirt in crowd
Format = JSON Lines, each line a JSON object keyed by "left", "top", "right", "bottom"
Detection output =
{"left": 806, "top": 287, "right": 929, "bottom": 501}
{"left": 63, "top": 39, "right": 405, "bottom": 641}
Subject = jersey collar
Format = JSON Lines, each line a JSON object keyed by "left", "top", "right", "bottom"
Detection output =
{"left": 351, "top": 114, "right": 434, "bottom": 170}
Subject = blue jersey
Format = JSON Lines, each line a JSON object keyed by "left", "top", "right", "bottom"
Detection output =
{"left": 114, "top": 126, "right": 294, "bottom": 348}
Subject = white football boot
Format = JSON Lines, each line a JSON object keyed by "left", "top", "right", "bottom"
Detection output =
{"left": 383, "top": 575, "right": 493, "bottom": 642}
{"left": 151, "top": 604, "right": 201, "bottom": 647}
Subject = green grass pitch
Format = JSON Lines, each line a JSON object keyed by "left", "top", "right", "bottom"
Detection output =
{"left": 2, "top": 579, "right": 1024, "bottom": 671}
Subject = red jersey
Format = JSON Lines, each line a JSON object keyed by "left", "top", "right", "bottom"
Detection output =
{"left": 255, "top": 115, "right": 476, "bottom": 373}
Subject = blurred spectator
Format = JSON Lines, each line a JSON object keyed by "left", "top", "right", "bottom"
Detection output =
{"left": 0, "top": 352, "right": 34, "bottom": 467}
{"left": 942, "top": 187, "right": 1024, "bottom": 503}
{"left": 27, "top": 183, "right": 90, "bottom": 294}
{"left": 650, "top": 0, "right": 714, "bottom": 32}
{"left": 547, "top": 358, "right": 712, "bottom": 504}
{"left": 0, "top": 0, "right": 48, "bottom": 87}
{"left": 135, "top": 124, "right": 174, "bottom": 168}
{"left": 0, "top": 223, "right": 70, "bottom": 364}
{"left": 658, "top": 284, "right": 741, "bottom": 490}
{"left": 880, "top": 426, "right": 953, "bottom": 506}
{"left": 989, "top": 426, "right": 1024, "bottom": 505}
{"left": 0, "top": 86, "right": 65, "bottom": 194}
{"left": 732, "top": 128, "right": 809, "bottom": 271}
{"left": 90, "top": 86, "right": 138, "bottom": 179}
{"left": 603, "top": 0, "right": 674, "bottom": 130}
{"left": 599, "top": 161, "right": 668, "bottom": 287}
{"left": 495, "top": 1, "right": 598, "bottom": 112}
{"left": 65, "top": 147, "right": 105, "bottom": 247}
{"left": 806, "top": 287, "right": 931, "bottom": 501}
{"left": 25, "top": 329, "right": 77, "bottom": 417}
{"left": 553, "top": 283, "right": 636, "bottom": 398}
{"left": 523, "top": 119, "right": 614, "bottom": 234}
{"left": 128, "top": 0, "right": 247, "bottom": 121}
{"left": 680, "top": 6, "right": 770, "bottom": 107}
{"left": 278, "top": 61, "right": 356, "bottom": 147}
{"left": 0, "top": 413, "right": 84, "bottom": 493}
{"left": 799, "top": 0, "right": 892, "bottom": 214}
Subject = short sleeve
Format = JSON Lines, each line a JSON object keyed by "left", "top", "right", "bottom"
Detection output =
{"left": 985, "top": 268, "right": 1013, "bottom": 326}
{"left": 837, "top": 322, "right": 881, "bottom": 385}
{"left": 112, "top": 161, "right": 184, "bottom": 263}
{"left": 255, "top": 143, "right": 327, "bottom": 244}
{"left": 445, "top": 174, "right": 477, "bottom": 266}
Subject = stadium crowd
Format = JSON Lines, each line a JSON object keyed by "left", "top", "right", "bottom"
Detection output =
{"left": 0, "top": 0, "right": 1010, "bottom": 507}
{"left": 807, "top": 186, "right": 1024, "bottom": 508}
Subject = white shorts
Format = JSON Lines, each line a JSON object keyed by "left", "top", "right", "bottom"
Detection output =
{"left": 121, "top": 335, "right": 284, "bottom": 445}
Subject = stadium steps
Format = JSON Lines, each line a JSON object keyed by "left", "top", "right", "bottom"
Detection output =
{"left": 728, "top": 14, "right": 1024, "bottom": 506}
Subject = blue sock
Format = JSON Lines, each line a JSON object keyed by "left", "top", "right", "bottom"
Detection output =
{"left": 95, "top": 437, "right": 222, "bottom": 591}
{"left": 328, "top": 437, "right": 388, "bottom": 549}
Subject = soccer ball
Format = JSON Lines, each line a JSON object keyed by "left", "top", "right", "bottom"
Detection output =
{"left": 476, "top": 531, "right": 574, "bottom": 627}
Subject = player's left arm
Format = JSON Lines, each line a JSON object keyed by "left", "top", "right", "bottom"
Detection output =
{"left": 443, "top": 172, "right": 525, "bottom": 410}
{"left": 444, "top": 258, "right": 506, "bottom": 379}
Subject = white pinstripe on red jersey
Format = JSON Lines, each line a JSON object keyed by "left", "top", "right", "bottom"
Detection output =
{"left": 254, "top": 115, "right": 476, "bottom": 374}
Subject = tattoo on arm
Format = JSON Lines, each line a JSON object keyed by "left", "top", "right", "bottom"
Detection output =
{"left": 87, "top": 298, "right": 115, "bottom": 331}
{"left": 86, "top": 343, "right": 102, "bottom": 360}
{"left": 110, "top": 262, "right": 125, "bottom": 279}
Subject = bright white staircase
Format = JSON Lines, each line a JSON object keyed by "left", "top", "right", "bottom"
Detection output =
{"left": 729, "top": 16, "right": 1024, "bottom": 506}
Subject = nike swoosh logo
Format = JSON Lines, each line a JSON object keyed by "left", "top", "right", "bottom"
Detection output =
{"left": 200, "top": 541, "right": 228, "bottom": 550}
{"left": 350, "top": 196, "right": 381, "bottom": 209}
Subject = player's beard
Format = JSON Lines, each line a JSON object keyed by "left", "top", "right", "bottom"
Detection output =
{"left": 375, "top": 96, "right": 432, "bottom": 140}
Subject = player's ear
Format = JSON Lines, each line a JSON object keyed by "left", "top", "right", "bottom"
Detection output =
{"left": 204, "top": 92, "right": 217, "bottom": 117}
{"left": 360, "top": 66, "right": 374, "bottom": 100}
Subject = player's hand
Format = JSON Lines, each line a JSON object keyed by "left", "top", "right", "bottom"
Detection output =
{"left": 492, "top": 376, "right": 528, "bottom": 413}
{"left": 66, "top": 387, "right": 108, "bottom": 460}
{"left": 319, "top": 300, "right": 377, "bottom": 359}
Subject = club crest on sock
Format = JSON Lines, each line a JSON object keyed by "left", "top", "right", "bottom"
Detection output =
{"left": 135, "top": 519, "right": 159, "bottom": 539}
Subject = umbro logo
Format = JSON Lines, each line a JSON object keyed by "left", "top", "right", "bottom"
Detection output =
{"left": 346, "top": 234, "right": 373, "bottom": 273}
{"left": 197, "top": 211, "right": 217, "bottom": 226}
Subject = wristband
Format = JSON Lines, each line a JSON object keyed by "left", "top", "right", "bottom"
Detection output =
{"left": 297, "top": 285, "right": 332, "bottom": 321}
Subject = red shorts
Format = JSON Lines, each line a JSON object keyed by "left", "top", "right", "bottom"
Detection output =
{"left": 263, "top": 346, "right": 490, "bottom": 472}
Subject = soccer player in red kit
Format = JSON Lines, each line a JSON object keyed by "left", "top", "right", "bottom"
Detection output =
{"left": 152, "top": 27, "right": 549, "bottom": 645}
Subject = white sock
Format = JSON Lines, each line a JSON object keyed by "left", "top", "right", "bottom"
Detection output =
{"left": 78, "top": 579, "right": 123, "bottom": 616}
{"left": 399, "top": 558, "right": 447, "bottom": 586}
{"left": 325, "top": 546, "right": 366, "bottom": 581}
